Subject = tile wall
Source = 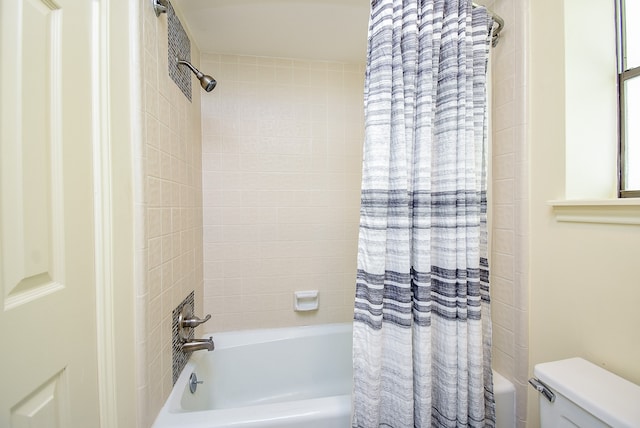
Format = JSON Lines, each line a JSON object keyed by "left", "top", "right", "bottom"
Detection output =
{"left": 137, "top": 2, "right": 204, "bottom": 426}
{"left": 200, "top": 54, "right": 365, "bottom": 332}
{"left": 489, "top": 0, "right": 530, "bottom": 427}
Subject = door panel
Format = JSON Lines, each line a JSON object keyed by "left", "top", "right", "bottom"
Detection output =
{"left": 10, "top": 370, "right": 68, "bottom": 428}
{"left": 0, "top": 0, "right": 101, "bottom": 426}
{"left": 3, "top": 0, "right": 64, "bottom": 310}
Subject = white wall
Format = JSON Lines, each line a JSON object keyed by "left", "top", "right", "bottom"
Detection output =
{"left": 200, "top": 54, "right": 364, "bottom": 331}
{"left": 528, "top": 0, "right": 640, "bottom": 425}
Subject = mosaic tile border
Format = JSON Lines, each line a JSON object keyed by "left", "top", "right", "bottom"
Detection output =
{"left": 172, "top": 291, "right": 195, "bottom": 384}
{"left": 167, "top": 1, "right": 192, "bottom": 102}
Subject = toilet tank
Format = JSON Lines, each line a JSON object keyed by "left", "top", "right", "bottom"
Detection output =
{"left": 531, "top": 358, "right": 640, "bottom": 428}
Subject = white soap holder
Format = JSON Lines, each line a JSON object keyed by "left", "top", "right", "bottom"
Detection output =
{"left": 294, "top": 290, "right": 319, "bottom": 312}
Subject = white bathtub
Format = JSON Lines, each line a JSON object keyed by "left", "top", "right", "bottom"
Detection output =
{"left": 151, "top": 323, "right": 515, "bottom": 428}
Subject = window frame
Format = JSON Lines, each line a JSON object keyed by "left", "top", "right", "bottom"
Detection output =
{"left": 617, "top": 0, "right": 640, "bottom": 198}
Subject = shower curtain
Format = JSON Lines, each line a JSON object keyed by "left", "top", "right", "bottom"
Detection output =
{"left": 352, "top": 0, "right": 494, "bottom": 427}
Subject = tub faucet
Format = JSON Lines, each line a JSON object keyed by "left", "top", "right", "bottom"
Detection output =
{"left": 182, "top": 336, "right": 215, "bottom": 353}
{"left": 178, "top": 306, "right": 212, "bottom": 340}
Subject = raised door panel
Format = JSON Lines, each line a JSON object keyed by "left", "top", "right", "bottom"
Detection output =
{"left": 0, "top": 0, "right": 100, "bottom": 426}
{"left": 2, "top": 0, "right": 64, "bottom": 310}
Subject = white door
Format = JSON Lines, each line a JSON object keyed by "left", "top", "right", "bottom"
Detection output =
{"left": 0, "top": 0, "right": 101, "bottom": 426}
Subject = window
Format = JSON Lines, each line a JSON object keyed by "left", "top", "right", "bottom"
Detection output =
{"left": 617, "top": 0, "right": 640, "bottom": 197}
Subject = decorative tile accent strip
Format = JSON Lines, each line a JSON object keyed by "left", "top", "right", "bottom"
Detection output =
{"left": 172, "top": 291, "right": 195, "bottom": 384}
{"left": 167, "top": 1, "right": 192, "bottom": 102}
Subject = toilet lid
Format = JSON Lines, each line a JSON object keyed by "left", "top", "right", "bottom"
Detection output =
{"left": 534, "top": 357, "right": 640, "bottom": 428}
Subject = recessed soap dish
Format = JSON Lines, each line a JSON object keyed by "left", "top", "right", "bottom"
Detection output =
{"left": 294, "top": 290, "right": 319, "bottom": 312}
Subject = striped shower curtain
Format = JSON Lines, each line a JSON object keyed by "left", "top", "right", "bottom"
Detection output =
{"left": 352, "top": 0, "right": 494, "bottom": 427}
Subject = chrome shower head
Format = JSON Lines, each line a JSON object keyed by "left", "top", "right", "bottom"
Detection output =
{"left": 177, "top": 59, "right": 217, "bottom": 92}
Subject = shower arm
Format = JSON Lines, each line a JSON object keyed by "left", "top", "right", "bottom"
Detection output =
{"left": 177, "top": 59, "right": 204, "bottom": 79}
{"left": 176, "top": 58, "right": 217, "bottom": 92}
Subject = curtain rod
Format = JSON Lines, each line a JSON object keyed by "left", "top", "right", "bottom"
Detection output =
{"left": 472, "top": 2, "right": 504, "bottom": 47}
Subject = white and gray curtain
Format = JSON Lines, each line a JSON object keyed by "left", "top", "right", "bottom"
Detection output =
{"left": 352, "top": 0, "right": 494, "bottom": 427}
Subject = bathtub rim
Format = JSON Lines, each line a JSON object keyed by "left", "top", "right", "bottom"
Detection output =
{"left": 153, "top": 393, "right": 352, "bottom": 428}
{"left": 199, "top": 322, "right": 353, "bottom": 349}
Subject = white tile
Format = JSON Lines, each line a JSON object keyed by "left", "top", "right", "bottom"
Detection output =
{"left": 493, "top": 127, "right": 515, "bottom": 156}
{"left": 492, "top": 348, "right": 515, "bottom": 379}
{"left": 493, "top": 252, "right": 515, "bottom": 281}
{"left": 493, "top": 153, "right": 515, "bottom": 180}
{"left": 492, "top": 300, "right": 515, "bottom": 332}
{"left": 493, "top": 204, "right": 514, "bottom": 230}
{"left": 493, "top": 179, "right": 515, "bottom": 204}
{"left": 491, "top": 276, "right": 514, "bottom": 306}
{"left": 493, "top": 324, "right": 515, "bottom": 355}
{"left": 493, "top": 229, "right": 515, "bottom": 255}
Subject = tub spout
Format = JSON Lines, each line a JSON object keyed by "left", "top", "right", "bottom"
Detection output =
{"left": 182, "top": 336, "right": 215, "bottom": 353}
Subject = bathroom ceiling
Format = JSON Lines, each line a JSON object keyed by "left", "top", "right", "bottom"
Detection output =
{"left": 171, "top": 0, "right": 370, "bottom": 63}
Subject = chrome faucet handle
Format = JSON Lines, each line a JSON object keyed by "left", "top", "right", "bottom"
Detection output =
{"left": 178, "top": 306, "right": 212, "bottom": 341}
{"left": 182, "top": 313, "right": 211, "bottom": 328}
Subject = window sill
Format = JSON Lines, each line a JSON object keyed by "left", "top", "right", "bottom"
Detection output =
{"left": 548, "top": 199, "right": 640, "bottom": 225}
